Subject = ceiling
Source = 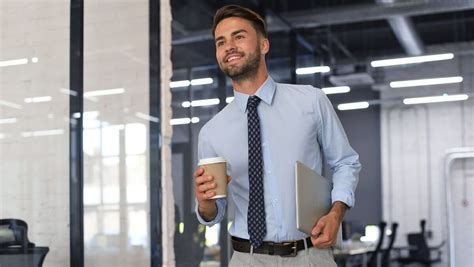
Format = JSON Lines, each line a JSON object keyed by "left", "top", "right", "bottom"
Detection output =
{"left": 170, "top": 0, "right": 474, "bottom": 70}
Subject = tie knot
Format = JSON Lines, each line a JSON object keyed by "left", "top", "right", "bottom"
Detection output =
{"left": 247, "top": 96, "right": 261, "bottom": 110}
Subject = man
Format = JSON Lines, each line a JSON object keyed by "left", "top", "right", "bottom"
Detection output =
{"left": 194, "top": 5, "right": 361, "bottom": 266}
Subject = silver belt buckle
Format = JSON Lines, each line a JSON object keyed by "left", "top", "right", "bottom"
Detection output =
{"left": 280, "top": 241, "right": 298, "bottom": 257}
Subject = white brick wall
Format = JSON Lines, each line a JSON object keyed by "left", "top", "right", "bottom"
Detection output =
{"left": 380, "top": 45, "right": 474, "bottom": 266}
{"left": 0, "top": 1, "right": 70, "bottom": 266}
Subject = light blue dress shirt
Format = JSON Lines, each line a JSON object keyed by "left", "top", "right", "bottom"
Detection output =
{"left": 195, "top": 76, "right": 361, "bottom": 242}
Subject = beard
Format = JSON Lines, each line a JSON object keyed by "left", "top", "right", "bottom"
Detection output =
{"left": 219, "top": 45, "right": 261, "bottom": 81}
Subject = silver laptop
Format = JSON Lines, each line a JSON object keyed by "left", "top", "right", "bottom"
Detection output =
{"left": 295, "top": 161, "right": 343, "bottom": 246}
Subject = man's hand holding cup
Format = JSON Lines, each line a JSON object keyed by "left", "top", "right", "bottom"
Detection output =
{"left": 194, "top": 157, "right": 230, "bottom": 221}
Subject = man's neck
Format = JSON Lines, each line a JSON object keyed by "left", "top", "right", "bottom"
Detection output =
{"left": 232, "top": 71, "right": 268, "bottom": 95}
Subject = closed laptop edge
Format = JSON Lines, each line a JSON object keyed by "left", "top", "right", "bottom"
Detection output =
{"left": 295, "top": 161, "right": 343, "bottom": 248}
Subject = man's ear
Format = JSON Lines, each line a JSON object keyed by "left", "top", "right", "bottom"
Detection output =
{"left": 261, "top": 38, "right": 270, "bottom": 55}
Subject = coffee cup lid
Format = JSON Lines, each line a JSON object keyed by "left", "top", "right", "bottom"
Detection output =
{"left": 198, "top": 157, "right": 226, "bottom": 165}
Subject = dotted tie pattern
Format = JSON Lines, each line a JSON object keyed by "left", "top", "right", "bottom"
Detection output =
{"left": 246, "top": 95, "right": 266, "bottom": 248}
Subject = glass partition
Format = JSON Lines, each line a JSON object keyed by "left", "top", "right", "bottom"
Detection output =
{"left": 83, "top": 0, "right": 150, "bottom": 266}
{"left": 0, "top": 0, "right": 70, "bottom": 266}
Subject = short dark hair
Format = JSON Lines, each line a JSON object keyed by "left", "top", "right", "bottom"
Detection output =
{"left": 212, "top": 5, "right": 268, "bottom": 38}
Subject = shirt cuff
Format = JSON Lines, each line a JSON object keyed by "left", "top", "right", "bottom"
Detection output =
{"left": 195, "top": 198, "right": 227, "bottom": 226}
{"left": 331, "top": 189, "right": 355, "bottom": 208}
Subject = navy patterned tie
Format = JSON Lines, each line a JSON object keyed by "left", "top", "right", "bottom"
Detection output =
{"left": 246, "top": 95, "right": 266, "bottom": 248}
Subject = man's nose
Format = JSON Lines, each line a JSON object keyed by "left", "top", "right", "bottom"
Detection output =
{"left": 224, "top": 40, "right": 236, "bottom": 53}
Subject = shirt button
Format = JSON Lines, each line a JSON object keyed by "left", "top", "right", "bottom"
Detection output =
{"left": 266, "top": 169, "right": 272, "bottom": 174}
{"left": 262, "top": 142, "right": 267, "bottom": 147}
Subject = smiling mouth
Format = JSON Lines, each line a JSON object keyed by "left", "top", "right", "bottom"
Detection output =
{"left": 225, "top": 54, "right": 243, "bottom": 63}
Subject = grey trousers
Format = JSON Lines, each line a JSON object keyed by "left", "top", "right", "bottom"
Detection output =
{"left": 228, "top": 247, "right": 337, "bottom": 267}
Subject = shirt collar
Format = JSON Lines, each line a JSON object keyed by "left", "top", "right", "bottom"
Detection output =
{"left": 233, "top": 76, "right": 276, "bottom": 112}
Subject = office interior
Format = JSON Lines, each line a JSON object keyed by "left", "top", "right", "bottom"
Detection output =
{"left": 0, "top": 0, "right": 473, "bottom": 266}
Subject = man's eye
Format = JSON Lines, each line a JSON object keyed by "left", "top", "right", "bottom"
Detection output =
{"left": 236, "top": 35, "right": 244, "bottom": 39}
{"left": 216, "top": 42, "right": 224, "bottom": 47}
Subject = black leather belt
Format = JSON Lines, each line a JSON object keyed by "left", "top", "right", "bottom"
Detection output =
{"left": 231, "top": 236, "right": 313, "bottom": 257}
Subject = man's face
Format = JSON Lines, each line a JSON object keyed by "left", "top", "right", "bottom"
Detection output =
{"left": 214, "top": 17, "right": 267, "bottom": 80}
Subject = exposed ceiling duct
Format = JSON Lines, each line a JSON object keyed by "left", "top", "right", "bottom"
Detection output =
{"left": 376, "top": 0, "right": 425, "bottom": 56}
{"left": 386, "top": 16, "right": 424, "bottom": 55}
{"left": 172, "top": 0, "right": 474, "bottom": 46}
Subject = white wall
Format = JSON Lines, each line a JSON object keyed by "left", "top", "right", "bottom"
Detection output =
{"left": 380, "top": 45, "right": 474, "bottom": 266}
{"left": 0, "top": 1, "right": 70, "bottom": 266}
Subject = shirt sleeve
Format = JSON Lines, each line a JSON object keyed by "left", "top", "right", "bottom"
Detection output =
{"left": 195, "top": 198, "right": 227, "bottom": 226}
{"left": 194, "top": 127, "right": 227, "bottom": 225}
{"left": 314, "top": 89, "right": 362, "bottom": 208}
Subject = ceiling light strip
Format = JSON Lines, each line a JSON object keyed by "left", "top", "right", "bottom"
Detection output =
{"left": 371, "top": 53, "right": 454, "bottom": 67}
{"left": 390, "top": 76, "right": 463, "bottom": 88}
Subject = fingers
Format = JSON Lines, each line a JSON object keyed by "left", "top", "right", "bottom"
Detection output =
{"left": 195, "top": 182, "right": 216, "bottom": 201}
{"left": 194, "top": 168, "right": 217, "bottom": 201}
{"left": 311, "top": 219, "right": 330, "bottom": 248}
{"left": 193, "top": 167, "right": 205, "bottom": 178}
{"left": 198, "top": 182, "right": 216, "bottom": 193}
{"left": 312, "top": 219, "right": 325, "bottom": 237}
{"left": 311, "top": 233, "right": 335, "bottom": 248}
{"left": 195, "top": 174, "right": 213, "bottom": 185}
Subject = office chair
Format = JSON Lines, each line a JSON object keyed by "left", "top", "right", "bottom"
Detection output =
{"left": 0, "top": 218, "right": 49, "bottom": 267}
{"left": 367, "top": 221, "right": 387, "bottom": 267}
{"left": 381, "top": 222, "right": 398, "bottom": 267}
{"left": 0, "top": 219, "right": 34, "bottom": 249}
{"left": 393, "top": 220, "right": 444, "bottom": 267}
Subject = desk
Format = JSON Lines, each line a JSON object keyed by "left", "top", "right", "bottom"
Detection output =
{"left": 333, "top": 243, "right": 375, "bottom": 267}
{"left": 0, "top": 247, "right": 49, "bottom": 267}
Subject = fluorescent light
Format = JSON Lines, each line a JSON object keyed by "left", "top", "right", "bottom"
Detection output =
{"left": 170, "top": 80, "right": 191, "bottom": 88}
{"left": 191, "top": 78, "right": 213, "bottom": 86}
{"left": 322, "top": 86, "right": 350, "bottom": 95}
{"left": 84, "top": 88, "right": 125, "bottom": 97}
{"left": 226, "top": 97, "right": 234, "bottom": 103}
{"left": 31, "top": 57, "right": 39, "bottom": 63}
{"left": 170, "top": 117, "right": 200, "bottom": 125}
{"left": 0, "top": 118, "right": 17, "bottom": 124}
{"left": 390, "top": 76, "right": 463, "bottom": 88}
{"left": 0, "top": 100, "right": 22, "bottom": 109}
{"left": 403, "top": 94, "right": 469, "bottom": 105}
{"left": 60, "top": 88, "right": 78, "bottom": 96}
{"left": 182, "top": 101, "right": 191, "bottom": 108}
{"left": 24, "top": 96, "right": 52, "bottom": 103}
{"left": 296, "top": 66, "right": 330, "bottom": 75}
{"left": 73, "top": 111, "right": 99, "bottom": 119}
{"left": 191, "top": 98, "right": 219, "bottom": 107}
{"left": 135, "top": 112, "right": 159, "bottom": 123}
{"left": 0, "top": 58, "right": 28, "bottom": 67}
{"left": 338, "top": 101, "right": 370, "bottom": 111}
{"left": 181, "top": 98, "right": 220, "bottom": 108}
{"left": 0, "top": 133, "right": 5, "bottom": 139}
{"left": 170, "top": 78, "right": 213, "bottom": 88}
{"left": 21, "top": 129, "right": 64, "bottom": 137}
{"left": 371, "top": 53, "right": 454, "bottom": 67}
{"left": 171, "top": 118, "right": 191, "bottom": 125}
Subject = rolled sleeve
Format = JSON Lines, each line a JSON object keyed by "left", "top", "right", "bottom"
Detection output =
{"left": 315, "top": 89, "right": 361, "bottom": 208}
{"left": 332, "top": 188, "right": 355, "bottom": 208}
{"left": 195, "top": 198, "right": 227, "bottom": 226}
